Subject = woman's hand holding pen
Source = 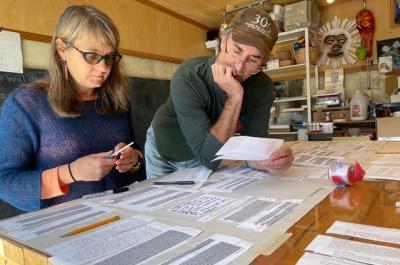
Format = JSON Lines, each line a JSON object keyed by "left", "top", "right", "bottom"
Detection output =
{"left": 59, "top": 152, "right": 117, "bottom": 184}
{"left": 113, "top": 142, "right": 139, "bottom": 173}
{"left": 58, "top": 142, "right": 138, "bottom": 184}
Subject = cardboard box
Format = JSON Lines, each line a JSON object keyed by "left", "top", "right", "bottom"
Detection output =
{"left": 385, "top": 75, "right": 400, "bottom": 95}
{"left": 376, "top": 117, "right": 400, "bottom": 141}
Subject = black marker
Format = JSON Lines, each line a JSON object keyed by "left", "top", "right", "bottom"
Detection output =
{"left": 153, "top": 181, "right": 195, "bottom": 185}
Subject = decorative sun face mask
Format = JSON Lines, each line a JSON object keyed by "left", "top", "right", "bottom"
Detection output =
{"left": 356, "top": 9, "right": 375, "bottom": 58}
{"left": 323, "top": 33, "right": 348, "bottom": 59}
{"left": 317, "top": 16, "right": 360, "bottom": 68}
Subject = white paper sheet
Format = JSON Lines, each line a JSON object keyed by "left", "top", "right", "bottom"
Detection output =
{"left": 236, "top": 199, "right": 302, "bottom": 232}
{"left": 306, "top": 235, "right": 400, "bottom": 265}
{"left": 201, "top": 176, "right": 262, "bottom": 193}
{"left": 213, "top": 136, "right": 283, "bottom": 161}
{"left": 296, "top": 252, "right": 365, "bottom": 265}
{"left": 371, "top": 154, "right": 400, "bottom": 165}
{"left": 114, "top": 187, "right": 197, "bottom": 211}
{"left": 327, "top": 221, "right": 400, "bottom": 245}
{"left": 161, "top": 166, "right": 211, "bottom": 181}
{"left": 158, "top": 166, "right": 212, "bottom": 189}
{"left": 213, "top": 165, "right": 274, "bottom": 179}
{"left": 169, "top": 194, "right": 246, "bottom": 222}
{"left": 48, "top": 216, "right": 201, "bottom": 265}
{"left": 365, "top": 165, "right": 400, "bottom": 180}
{"left": 279, "top": 166, "right": 328, "bottom": 180}
{"left": 293, "top": 153, "right": 337, "bottom": 168}
{"left": 0, "top": 202, "right": 114, "bottom": 240}
{"left": 0, "top": 30, "right": 23, "bottom": 73}
{"left": 220, "top": 197, "right": 302, "bottom": 232}
{"left": 161, "top": 234, "right": 253, "bottom": 265}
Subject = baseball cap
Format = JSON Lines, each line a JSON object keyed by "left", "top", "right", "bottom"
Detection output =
{"left": 229, "top": 7, "right": 278, "bottom": 59}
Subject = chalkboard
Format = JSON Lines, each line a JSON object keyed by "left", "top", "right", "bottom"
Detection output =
{"left": 129, "top": 77, "right": 170, "bottom": 149}
{"left": 0, "top": 69, "right": 170, "bottom": 149}
{"left": 0, "top": 69, "right": 47, "bottom": 112}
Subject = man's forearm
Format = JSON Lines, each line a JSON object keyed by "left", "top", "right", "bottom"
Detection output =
{"left": 210, "top": 96, "right": 242, "bottom": 143}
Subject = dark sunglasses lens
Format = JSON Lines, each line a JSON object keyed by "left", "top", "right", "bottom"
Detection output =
{"left": 84, "top": 53, "right": 102, "bottom": 65}
{"left": 104, "top": 54, "right": 122, "bottom": 65}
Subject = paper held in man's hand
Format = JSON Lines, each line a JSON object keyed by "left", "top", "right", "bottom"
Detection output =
{"left": 213, "top": 136, "right": 284, "bottom": 161}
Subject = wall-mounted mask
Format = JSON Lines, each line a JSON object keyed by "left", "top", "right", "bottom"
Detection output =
{"left": 323, "top": 33, "right": 348, "bottom": 58}
{"left": 356, "top": 9, "right": 375, "bottom": 58}
{"left": 317, "top": 16, "right": 360, "bottom": 68}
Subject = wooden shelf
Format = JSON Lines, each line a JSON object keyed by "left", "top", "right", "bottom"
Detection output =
{"left": 274, "top": 96, "right": 307, "bottom": 103}
{"left": 264, "top": 64, "right": 312, "bottom": 74}
{"left": 281, "top": 108, "right": 306, "bottom": 113}
{"left": 312, "top": 106, "right": 350, "bottom": 111}
{"left": 268, "top": 131, "right": 298, "bottom": 135}
{"left": 333, "top": 119, "right": 376, "bottom": 124}
{"left": 276, "top": 27, "right": 314, "bottom": 43}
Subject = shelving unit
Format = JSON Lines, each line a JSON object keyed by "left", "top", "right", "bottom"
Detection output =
{"left": 264, "top": 27, "right": 318, "bottom": 123}
{"left": 274, "top": 96, "right": 307, "bottom": 103}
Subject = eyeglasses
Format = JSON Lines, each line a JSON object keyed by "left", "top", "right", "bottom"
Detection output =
{"left": 224, "top": 39, "right": 263, "bottom": 71}
{"left": 72, "top": 46, "right": 122, "bottom": 66}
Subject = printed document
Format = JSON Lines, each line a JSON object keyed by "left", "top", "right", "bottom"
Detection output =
{"left": 48, "top": 215, "right": 200, "bottom": 265}
{"left": 327, "top": 221, "right": 400, "bottom": 245}
{"left": 158, "top": 166, "right": 212, "bottom": 189}
{"left": 221, "top": 197, "right": 302, "bottom": 232}
{"left": 213, "top": 136, "right": 283, "bottom": 161}
{"left": 169, "top": 194, "right": 248, "bottom": 223}
{"left": 114, "top": 187, "right": 196, "bottom": 211}
{"left": 0, "top": 202, "right": 114, "bottom": 240}
{"left": 365, "top": 165, "right": 400, "bottom": 180}
{"left": 371, "top": 154, "right": 400, "bottom": 165}
{"left": 161, "top": 234, "right": 252, "bottom": 265}
{"left": 0, "top": 30, "right": 23, "bottom": 73}
{"left": 306, "top": 235, "right": 400, "bottom": 265}
{"left": 296, "top": 252, "right": 365, "bottom": 265}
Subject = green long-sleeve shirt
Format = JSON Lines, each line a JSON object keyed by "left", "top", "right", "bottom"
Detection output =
{"left": 152, "top": 56, "right": 274, "bottom": 170}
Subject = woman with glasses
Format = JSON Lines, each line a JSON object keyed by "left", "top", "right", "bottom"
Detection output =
{"left": 0, "top": 5, "right": 144, "bottom": 212}
{"left": 145, "top": 7, "right": 294, "bottom": 179}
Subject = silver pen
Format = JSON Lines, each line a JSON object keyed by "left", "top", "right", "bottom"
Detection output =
{"left": 107, "top": 141, "right": 134, "bottom": 159}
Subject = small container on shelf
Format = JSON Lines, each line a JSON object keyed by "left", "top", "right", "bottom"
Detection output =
{"left": 297, "top": 124, "right": 309, "bottom": 141}
{"left": 350, "top": 90, "right": 368, "bottom": 121}
{"left": 294, "top": 47, "right": 318, "bottom": 64}
{"left": 284, "top": 0, "right": 321, "bottom": 31}
{"left": 274, "top": 45, "right": 295, "bottom": 67}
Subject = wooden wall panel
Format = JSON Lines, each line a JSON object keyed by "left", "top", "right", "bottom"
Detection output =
{"left": 0, "top": 0, "right": 212, "bottom": 63}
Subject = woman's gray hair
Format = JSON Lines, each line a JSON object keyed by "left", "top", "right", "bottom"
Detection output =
{"left": 46, "top": 5, "right": 128, "bottom": 117}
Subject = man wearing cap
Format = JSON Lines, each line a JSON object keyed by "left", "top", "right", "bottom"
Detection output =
{"left": 145, "top": 7, "right": 293, "bottom": 178}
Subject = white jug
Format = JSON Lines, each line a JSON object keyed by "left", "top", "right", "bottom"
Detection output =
{"left": 350, "top": 90, "right": 368, "bottom": 121}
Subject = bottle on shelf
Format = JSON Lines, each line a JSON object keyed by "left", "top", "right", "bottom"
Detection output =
{"left": 297, "top": 124, "right": 309, "bottom": 141}
{"left": 350, "top": 90, "right": 368, "bottom": 121}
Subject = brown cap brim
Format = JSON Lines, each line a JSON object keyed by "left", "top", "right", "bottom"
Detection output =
{"left": 231, "top": 28, "right": 271, "bottom": 59}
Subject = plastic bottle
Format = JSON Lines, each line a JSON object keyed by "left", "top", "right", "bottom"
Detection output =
{"left": 297, "top": 125, "right": 309, "bottom": 141}
{"left": 350, "top": 90, "right": 368, "bottom": 121}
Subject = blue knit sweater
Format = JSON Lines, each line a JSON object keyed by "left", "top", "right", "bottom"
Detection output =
{"left": 0, "top": 87, "right": 143, "bottom": 212}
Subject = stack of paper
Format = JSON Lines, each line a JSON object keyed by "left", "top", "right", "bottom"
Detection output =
{"left": 213, "top": 136, "right": 283, "bottom": 161}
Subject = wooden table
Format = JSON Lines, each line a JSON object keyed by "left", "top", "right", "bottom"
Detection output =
{"left": 252, "top": 179, "right": 400, "bottom": 265}
{"left": 1, "top": 140, "right": 399, "bottom": 265}
{"left": 1, "top": 179, "right": 398, "bottom": 265}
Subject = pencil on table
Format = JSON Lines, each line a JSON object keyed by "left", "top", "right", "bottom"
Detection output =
{"left": 60, "top": 215, "right": 121, "bottom": 237}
